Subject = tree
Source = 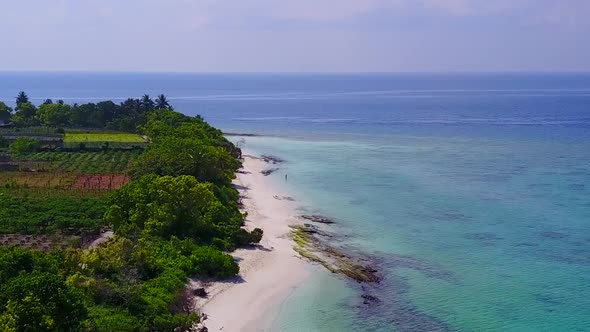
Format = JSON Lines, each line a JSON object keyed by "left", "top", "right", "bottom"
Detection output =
{"left": 37, "top": 103, "right": 70, "bottom": 127}
{"left": 107, "top": 98, "right": 143, "bottom": 132}
{"left": 69, "top": 103, "right": 95, "bottom": 127}
{"left": 11, "top": 102, "right": 38, "bottom": 127}
{"left": 42, "top": 99, "right": 54, "bottom": 105}
{"left": 0, "top": 247, "right": 86, "bottom": 332}
{"left": 15, "top": 91, "right": 29, "bottom": 108}
{"left": 10, "top": 137, "right": 40, "bottom": 156}
{"left": 128, "top": 137, "right": 239, "bottom": 185}
{"left": 0, "top": 272, "right": 86, "bottom": 332}
{"left": 155, "top": 94, "right": 170, "bottom": 109}
{"left": 96, "top": 101, "right": 118, "bottom": 125}
{"left": 140, "top": 94, "right": 155, "bottom": 111}
{"left": 105, "top": 175, "right": 255, "bottom": 249}
{"left": 106, "top": 175, "right": 223, "bottom": 240}
{"left": 0, "top": 102, "right": 12, "bottom": 124}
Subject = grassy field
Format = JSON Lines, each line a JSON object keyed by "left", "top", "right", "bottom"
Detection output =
{"left": 22, "top": 150, "right": 140, "bottom": 173}
{"left": 64, "top": 132, "right": 146, "bottom": 143}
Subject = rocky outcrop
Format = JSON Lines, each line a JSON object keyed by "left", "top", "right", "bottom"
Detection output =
{"left": 273, "top": 195, "right": 295, "bottom": 201}
{"left": 361, "top": 294, "right": 380, "bottom": 305}
{"left": 193, "top": 288, "right": 208, "bottom": 298}
{"left": 301, "top": 215, "right": 335, "bottom": 224}
{"left": 261, "top": 168, "right": 279, "bottom": 176}
{"left": 291, "top": 224, "right": 380, "bottom": 283}
{"left": 260, "top": 155, "right": 285, "bottom": 164}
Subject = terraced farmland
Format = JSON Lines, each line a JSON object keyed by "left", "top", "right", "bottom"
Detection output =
{"left": 22, "top": 150, "right": 140, "bottom": 173}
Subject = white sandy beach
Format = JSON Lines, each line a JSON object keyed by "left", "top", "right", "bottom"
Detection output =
{"left": 195, "top": 154, "right": 309, "bottom": 331}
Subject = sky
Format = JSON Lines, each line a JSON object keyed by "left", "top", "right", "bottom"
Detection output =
{"left": 0, "top": 0, "right": 589, "bottom": 72}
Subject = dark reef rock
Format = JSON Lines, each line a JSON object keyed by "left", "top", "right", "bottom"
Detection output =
{"left": 361, "top": 294, "right": 381, "bottom": 305}
{"left": 260, "top": 155, "right": 285, "bottom": 164}
{"left": 540, "top": 231, "right": 569, "bottom": 240}
{"left": 193, "top": 288, "right": 208, "bottom": 298}
{"left": 463, "top": 232, "right": 503, "bottom": 241}
{"left": 223, "top": 132, "right": 262, "bottom": 137}
{"left": 273, "top": 195, "right": 295, "bottom": 201}
{"left": 261, "top": 168, "right": 279, "bottom": 176}
{"left": 568, "top": 183, "right": 585, "bottom": 191}
{"left": 301, "top": 215, "right": 336, "bottom": 224}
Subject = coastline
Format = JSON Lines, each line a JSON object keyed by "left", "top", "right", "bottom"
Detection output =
{"left": 196, "top": 153, "right": 309, "bottom": 331}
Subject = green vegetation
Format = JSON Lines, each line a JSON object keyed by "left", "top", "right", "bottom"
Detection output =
{"left": 0, "top": 94, "right": 260, "bottom": 331}
{"left": 4, "top": 91, "right": 172, "bottom": 132}
{"left": 0, "top": 247, "right": 87, "bottom": 331}
{"left": 106, "top": 174, "right": 252, "bottom": 251}
{"left": 0, "top": 192, "right": 105, "bottom": 235}
{"left": 21, "top": 150, "right": 140, "bottom": 173}
{"left": 0, "top": 102, "right": 12, "bottom": 124}
{"left": 0, "top": 126, "right": 62, "bottom": 136}
{"left": 61, "top": 132, "right": 147, "bottom": 150}
{"left": 65, "top": 132, "right": 146, "bottom": 143}
{"left": 10, "top": 137, "right": 40, "bottom": 156}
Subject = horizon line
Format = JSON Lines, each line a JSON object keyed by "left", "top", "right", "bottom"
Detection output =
{"left": 1, "top": 70, "right": 590, "bottom": 75}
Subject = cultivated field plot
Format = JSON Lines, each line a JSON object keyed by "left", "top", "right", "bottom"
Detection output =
{"left": 64, "top": 132, "right": 146, "bottom": 143}
{"left": 73, "top": 174, "right": 130, "bottom": 190}
{"left": 0, "top": 172, "right": 77, "bottom": 188}
{"left": 22, "top": 150, "right": 140, "bottom": 173}
{"left": 0, "top": 172, "right": 130, "bottom": 191}
{"left": 0, "top": 191, "right": 106, "bottom": 235}
{"left": 0, "top": 234, "right": 79, "bottom": 251}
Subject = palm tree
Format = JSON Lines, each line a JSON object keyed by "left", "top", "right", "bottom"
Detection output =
{"left": 15, "top": 91, "right": 29, "bottom": 107}
{"left": 121, "top": 98, "right": 141, "bottom": 114}
{"left": 155, "top": 94, "right": 170, "bottom": 109}
{"left": 140, "top": 94, "right": 155, "bottom": 111}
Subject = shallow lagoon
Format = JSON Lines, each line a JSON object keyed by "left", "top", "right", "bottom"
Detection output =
{"left": 242, "top": 134, "right": 590, "bottom": 331}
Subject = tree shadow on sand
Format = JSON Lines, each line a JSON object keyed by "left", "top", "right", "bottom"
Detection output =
{"left": 233, "top": 184, "right": 250, "bottom": 190}
{"left": 241, "top": 244, "right": 272, "bottom": 252}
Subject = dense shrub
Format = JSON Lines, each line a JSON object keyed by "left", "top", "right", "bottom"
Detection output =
{"left": 105, "top": 175, "right": 259, "bottom": 249}
{"left": 0, "top": 247, "right": 86, "bottom": 332}
{"left": 10, "top": 137, "right": 40, "bottom": 156}
{"left": 128, "top": 139, "right": 239, "bottom": 185}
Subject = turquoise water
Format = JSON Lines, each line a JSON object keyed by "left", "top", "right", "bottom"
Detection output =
{"left": 240, "top": 134, "right": 590, "bottom": 331}
{"left": 1, "top": 73, "right": 589, "bottom": 331}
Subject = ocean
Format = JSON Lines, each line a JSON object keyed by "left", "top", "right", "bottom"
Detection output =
{"left": 1, "top": 72, "right": 589, "bottom": 331}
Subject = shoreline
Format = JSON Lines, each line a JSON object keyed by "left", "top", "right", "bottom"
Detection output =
{"left": 195, "top": 154, "right": 309, "bottom": 331}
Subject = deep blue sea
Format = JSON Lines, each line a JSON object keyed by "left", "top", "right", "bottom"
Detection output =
{"left": 1, "top": 72, "right": 589, "bottom": 331}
